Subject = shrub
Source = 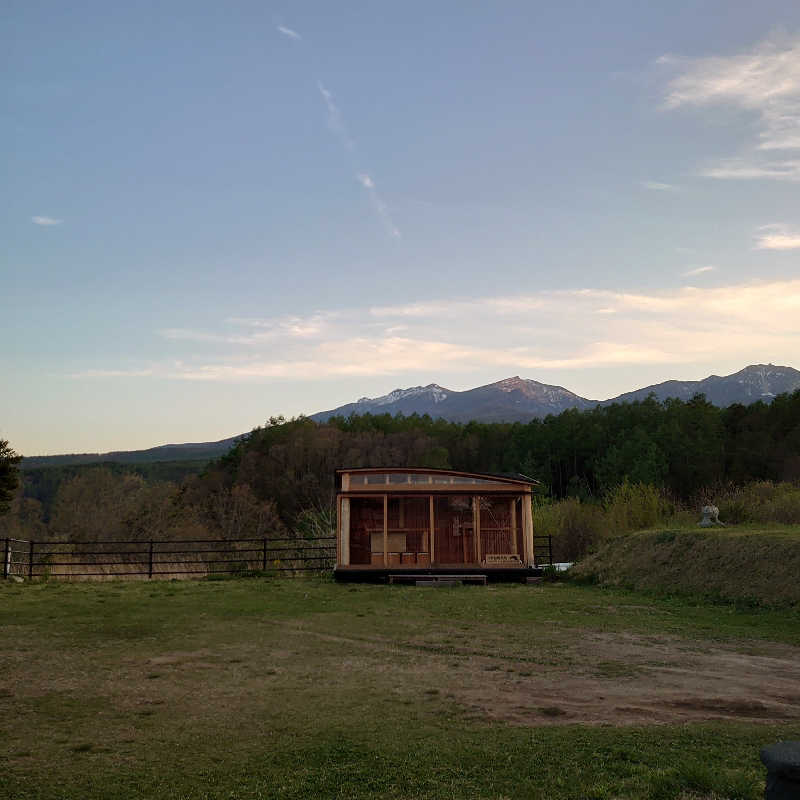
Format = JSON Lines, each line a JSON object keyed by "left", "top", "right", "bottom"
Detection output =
{"left": 534, "top": 498, "right": 605, "bottom": 561}
{"left": 604, "top": 481, "right": 671, "bottom": 534}
{"left": 712, "top": 481, "right": 800, "bottom": 525}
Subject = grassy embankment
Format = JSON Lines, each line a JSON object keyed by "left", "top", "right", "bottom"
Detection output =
{"left": 2, "top": 577, "right": 800, "bottom": 800}
{"left": 570, "top": 524, "right": 800, "bottom": 607}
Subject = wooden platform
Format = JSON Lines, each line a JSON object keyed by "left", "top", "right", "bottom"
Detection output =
{"left": 389, "top": 573, "right": 487, "bottom": 586}
{"left": 334, "top": 566, "right": 543, "bottom": 583}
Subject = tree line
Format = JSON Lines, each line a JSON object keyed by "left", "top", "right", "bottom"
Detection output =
{"left": 3, "top": 390, "right": 800, "bottom": 541}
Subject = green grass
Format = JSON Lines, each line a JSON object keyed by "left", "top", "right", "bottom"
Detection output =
{"left": 572, "top": 524, "right": 800, "bottom": 608}
{"left": 1, "top": 577, "right": 798, "bottom": 799}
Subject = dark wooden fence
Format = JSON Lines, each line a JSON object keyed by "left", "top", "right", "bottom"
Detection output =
{"left": 3, "top": 534, "right": 554, "bottom": 581}
{"left": 2, "top": 536, "right": 336, "bottom": 581}
{"left": 533, "top": 535, "right": 553, "bottom": 567}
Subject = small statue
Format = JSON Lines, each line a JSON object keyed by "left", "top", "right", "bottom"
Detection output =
{"left": 699, "top": 505, "right": 725, "bottom": 527}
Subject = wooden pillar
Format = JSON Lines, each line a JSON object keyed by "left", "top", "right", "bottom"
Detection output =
{"left": 383, "top": 494, "right": 388, "bottom": 567}
{"left": 510, "top": 498, "right": 517, "bottom": 554}
{"left": 522, "top": 494, "right": 534, "bottom": 566}
{"left": 473, "top": 496, "right": 481, "bottom": 564}
{"left": 429, "top": 495, "right": 435, "bottom": 565}
{"left": 339, "top": 497, "right": 350, "bottom": 566}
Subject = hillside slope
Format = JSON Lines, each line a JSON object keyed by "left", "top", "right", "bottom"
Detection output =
{"left": 571, "top": 527, "right": 800, "bottom": 607}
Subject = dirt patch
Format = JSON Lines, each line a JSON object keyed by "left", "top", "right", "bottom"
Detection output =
{"left": 438, "top": 630, "right": 800, "bottom": 726}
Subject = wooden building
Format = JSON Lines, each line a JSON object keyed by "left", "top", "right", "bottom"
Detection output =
{"left": 335, "top": 468, "right": 538, "bottom": 580}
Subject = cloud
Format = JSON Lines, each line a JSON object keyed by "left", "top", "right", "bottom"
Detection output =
{"left": 277, "top": 25, "right": 301, "bottom": 41}
{"left": 31, "top": 216, "right": 63, "bottom": 226}
{"left": 682, "top": 265, "right": 716, "bottom": 276}
{"left": 77, "top": 368, "right": 154, "bottom": 378}
{"left": 356, "top": 173, "right": 375, "bottom": 189}
{"left": 317, "top": 81, "right": 354, "bottom": 152}
{"left": 642, "top": 181, "right": 677, "bottom": 191}
{"left": 356, "top": 173, "right": 401, "bottom": 238}
{"left": 700, "top": 159, "right": 800, "bottom": 181}
{"left": 78, "top": 278, "right": 800, "bottom": 383}
{"left": 315, "top": 82, "right": 401, "bottom": 237}
{"left": 661, "top": 33, "right": 800, "bottom": 180}
{"left": 755, "top": 224, "right": 800, "bottom": 250}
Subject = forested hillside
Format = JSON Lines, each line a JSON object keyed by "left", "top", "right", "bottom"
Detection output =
{"left": 4, "top": 391, "right": 800, "bottom": 544}
{"left": 210, "top": 391, "right": 800, "bottom": 516}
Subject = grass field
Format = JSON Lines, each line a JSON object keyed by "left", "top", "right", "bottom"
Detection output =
{"left": 2, "top": 577, "right": 799, "bottom": 799}
{"left": 572, "top": 524, "right": 800, "bottom": 607}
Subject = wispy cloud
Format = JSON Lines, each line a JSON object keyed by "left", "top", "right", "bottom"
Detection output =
{"left": 661, "top": 33, "right": 800, "bottom": 181}
{"left": 314, "top": 82, "right": 400, "bottom": 237}
{"left": 755, "top": 224, "right": 800, "bottom": 250}
{"left": 317, "top": 81, "right": 354, "bottom": 152}
{"left": 277, "top": 25, "right": 301, "bottom": 41}
{"left": 642, "top": 181, "right": 677, "bottom": 191}
{"left": 31, "top": 215, "right": 63, "bottom": 226}
{"left": 357, "top": 173, "right": 401, "bottom": 238}
{"left": 76, "top": 278, "right": 800, "bottom": 383}
{"left": 682, "top": 265, "right": 716, "bottom": 276}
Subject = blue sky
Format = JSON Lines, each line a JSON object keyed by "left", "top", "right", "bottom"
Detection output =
{"left": 3, "top": 1, "right": 800, "bottom": 454}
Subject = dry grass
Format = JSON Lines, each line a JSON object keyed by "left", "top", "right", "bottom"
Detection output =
{"left": 571, "top": 525, "right": 800, "bottom": 607}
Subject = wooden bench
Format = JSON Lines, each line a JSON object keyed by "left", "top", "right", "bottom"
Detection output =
{"left": 388, "top": 573, "right": 487, "bottom": 586}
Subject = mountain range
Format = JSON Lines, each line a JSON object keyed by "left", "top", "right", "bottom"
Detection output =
{"left": 22, "top": 364, "right": 800, "bottom": 468}
{"left": 312, "top": 364, "right": 800, "bottom": 424}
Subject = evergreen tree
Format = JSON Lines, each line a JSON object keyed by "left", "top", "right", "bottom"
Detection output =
{"left": 0, "top": 439, "right": 21, "bottom": 515}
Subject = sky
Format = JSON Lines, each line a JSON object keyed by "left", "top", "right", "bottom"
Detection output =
{"left": 3, "top": 1, "right": 800, "bottom": 455}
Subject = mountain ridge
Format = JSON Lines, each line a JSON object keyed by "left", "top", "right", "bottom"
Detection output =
{"left": 21, "top": 364, "right": 800, "bottom": 468}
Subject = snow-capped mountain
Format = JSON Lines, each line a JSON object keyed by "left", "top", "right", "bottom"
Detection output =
{"left": 356, "top": 384, "right": 450, "bottom": 408}
{"left": 24, "top": 364, "right": 800, "bottom": 467}
{"left": 312, "top": 365, "right": 800, "bottom": 424}
{"left": 311, "top": 376, "right": 594, "bottom": 423}
{"left": 603, "top": 364, "right": 800, "bottom": 407}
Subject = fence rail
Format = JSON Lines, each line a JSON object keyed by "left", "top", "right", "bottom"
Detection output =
{"left": 533, "top": 535, "right": 552, "bottom": 567}
{"left": 3, "top": 536, "right": 336, "bottom": 581}
{"left": 4, "top": 534, "right": 554, "bottom": 581}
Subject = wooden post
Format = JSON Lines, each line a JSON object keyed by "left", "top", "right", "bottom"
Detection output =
{"left": 148, "top": 540, "right": 154, "bottom": 579}
{"left": 383, "top": 495, "right": 388, "bottom": 567}
{"left": 429, "top": 495, "right": 435, "bottom": 565}
{"left": 340, "top": 497, "right": 350, "bottom": 566}
{"left": 510, "top": 498, "right": 517, "bottom": 555}
{"left": 522, "top": 496, "right": 534, "bottom": 566}
{"left": 28, "top": 540, "right": 34, "bottom": 581}
{"left": 473, "top": 496, "right": 481, "bottom": 564}
{"left": 3, "top": 539, "right": 8, "bottom": 579}
{"left": 262, "top": 538, "right": 267, "bottom": 571}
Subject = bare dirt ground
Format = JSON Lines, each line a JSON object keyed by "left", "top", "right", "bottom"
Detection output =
{"left": 240, "top": 616, "right": 800, "bottom": 728}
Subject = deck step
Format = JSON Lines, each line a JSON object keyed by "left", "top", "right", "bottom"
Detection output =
{"left": 390, "top": 573, "right": 487, "bottom": 586}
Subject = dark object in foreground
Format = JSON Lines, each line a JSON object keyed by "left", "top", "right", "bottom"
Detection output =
{"left": 761, "top": 741, "right": 800, "bottom": 799}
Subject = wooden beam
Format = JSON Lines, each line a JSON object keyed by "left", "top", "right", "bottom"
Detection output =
{"left": 429, "top": 495, "right": 435, "bottom": 565}
{"left": 510, "top": 498, "right": 517, "bottom": 555}
{"left": 522, "top": 496, "right": 534, "bottom": 566}
{"left": 340, "top": 497, "right": 350, "bottom": 566}
{"left": 473, "top": 495, "right": 481, "bottom": 564}
{"left": 383, "top": 494, "right": 388, "bottom": 567}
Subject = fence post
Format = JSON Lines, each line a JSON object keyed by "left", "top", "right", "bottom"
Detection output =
{"left": 3, "top": 539, "right": 8, "bottom": 579}
{"left": 29, "top": 540, "right": 34, "bottom": 581}
{"left": 262, "top": 538, "right": 267, "bottom": 571}
{"left": 148, "top": 541, "right": 154, "bottom": 579}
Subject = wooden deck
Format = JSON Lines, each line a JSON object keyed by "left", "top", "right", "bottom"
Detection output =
{"left": 334, "top": 565, "right": 542, "bottom": 583}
